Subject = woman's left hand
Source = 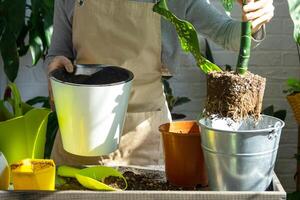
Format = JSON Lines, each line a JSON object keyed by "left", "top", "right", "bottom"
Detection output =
{"left": 240, "top": 0, "right": 274, "bottom": 34}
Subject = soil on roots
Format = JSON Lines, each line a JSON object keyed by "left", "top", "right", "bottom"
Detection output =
{"left": 205, "top": 71, "right": 266, "bottom": 121}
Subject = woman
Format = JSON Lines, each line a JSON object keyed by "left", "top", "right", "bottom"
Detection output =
{"left": 47, "top": 0, "right": 274, "bottom": 166}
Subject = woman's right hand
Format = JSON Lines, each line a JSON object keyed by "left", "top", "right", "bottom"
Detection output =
{"left": 47, "top": 56, "right": 74, "bottom": 111}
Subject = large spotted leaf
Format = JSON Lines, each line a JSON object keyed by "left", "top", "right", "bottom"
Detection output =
{"left": 153, "top": 0, "right": 222, "bottom": 74}
{"left": 220, "top": 0, "right": 235, "bottom": 11}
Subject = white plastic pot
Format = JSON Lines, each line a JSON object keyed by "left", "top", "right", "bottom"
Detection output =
{"left": 50, "top": 65, "right": 134, "bottom": 156}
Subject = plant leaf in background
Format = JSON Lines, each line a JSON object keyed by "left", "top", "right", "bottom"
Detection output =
{"left": 0, "top": 0, "right": 25, "bottom": 82}
{"left": 220, "top": 0, "right": 235, "bottom": 12}
{"left": 42, "top": 0, "right": 54, "bottom": 48}
{"left": 0, "top": 0, "right": 25, "bottom": 38}
{"left": 153, "top": 0, "right": 222, "bottom": 74}
{"left": 287, "top": 0, "right": 300, "bottom": 44}
{"left": 284, "top": 78, "right": 300, "bottom": 95}
{"left": 0, "top": 0, "right": 54, "bottom": 81}
{"left": 287, "top": 192, "right": 300, "bottom": 200}
{"left": 0, "top": 29, "right": 19, "bottom": 82}
{"left": 29, "top": 30, "right": 44, "bottom": 66}
{"left": 173, "top": 97, "right": 191, "bottom": 107}
{"left": 262, "top": 105, "right": 287, "bottom": 122}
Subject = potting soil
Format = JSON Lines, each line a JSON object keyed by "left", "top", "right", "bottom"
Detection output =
{"left": 52, "top": 67, "right": 130, "bottom": 85}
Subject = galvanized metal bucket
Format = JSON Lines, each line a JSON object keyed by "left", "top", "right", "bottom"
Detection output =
{"left": 50, "top": 64, "right": 134, "bottom": 156}
{"left": 198, "top": 115, "right": 285, "bottom": 191}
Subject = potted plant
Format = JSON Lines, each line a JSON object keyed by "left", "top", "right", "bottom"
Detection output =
{"left": 154, "top": 0, "right": 285, "bottom": 191}
{"left": 0, "top": 83, "right": 51, "bottom": 165}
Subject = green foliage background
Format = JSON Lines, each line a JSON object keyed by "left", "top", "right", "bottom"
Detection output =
{"left": 0, "top": 0, "right": 54, "bottom": 82}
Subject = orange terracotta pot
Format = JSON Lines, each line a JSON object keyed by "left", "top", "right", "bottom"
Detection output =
{"left": 159, "top": 121, "right": 208, "bottom": 188}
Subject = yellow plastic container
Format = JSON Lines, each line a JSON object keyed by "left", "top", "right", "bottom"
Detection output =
{"left": 11, "top": 159, "right": 55, "bottom": 190}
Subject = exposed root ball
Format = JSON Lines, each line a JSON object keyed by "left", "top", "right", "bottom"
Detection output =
{"left": 205, "top": 71, "right": 266, "bottom": 121}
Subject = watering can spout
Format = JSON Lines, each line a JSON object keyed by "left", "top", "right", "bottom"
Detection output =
{"left": 0, "top": 108, "right": 51, "bottom": 165}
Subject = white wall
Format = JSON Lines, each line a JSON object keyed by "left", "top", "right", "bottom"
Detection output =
{"left": 171, "top": 0, "right": 299, "bottom": 192}
{"left": 0, "top": 0, "right": 298, "bottom": 192}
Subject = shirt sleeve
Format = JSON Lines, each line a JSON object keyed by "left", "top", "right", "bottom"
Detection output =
{"left": 185, "top": 0, "right": 241, "bottom": 51}
{"left": 45, "top": 0, "right": 74, "bottom": 67}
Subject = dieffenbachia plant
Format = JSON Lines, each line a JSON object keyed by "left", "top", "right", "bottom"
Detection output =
{"left": 153, "top": 0, "right": 251, "bottom": 75}
{"left": 153, "top": 0, "right": 222, "bottom": 74}
{"left": 287, "top": 0, "right": 300, "bottom": 44}
{"left": 221, "top": 0, "right": 252, "bottom": 74}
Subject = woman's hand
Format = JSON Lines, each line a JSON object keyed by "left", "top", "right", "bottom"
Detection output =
{"left": 47, "top": 56, "right": 74, "bottom": 110}
{"left": 239, "top": 0, "right": 274, "bottom": 34}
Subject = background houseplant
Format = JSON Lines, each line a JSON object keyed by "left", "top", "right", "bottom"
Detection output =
{"left": 0, "top": 0, "right": 54, "bottom": 82}
{"left": 0, "top": 0, "right": 57, "bottom": 159}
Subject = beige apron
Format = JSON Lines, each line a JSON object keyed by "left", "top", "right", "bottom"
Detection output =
{"left": 51, "top": 0, "right": 172, "bottom": 166}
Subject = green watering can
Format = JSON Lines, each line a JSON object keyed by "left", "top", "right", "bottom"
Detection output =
{"left": 0, "top": 83, "right": 51, "bottom": 165}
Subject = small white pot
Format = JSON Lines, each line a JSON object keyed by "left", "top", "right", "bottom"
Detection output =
{"left": 50, "top": 65, "right": 134, "bottom": 156}
{"left": 0, "top": 152, "right": 9, "bottom": 190}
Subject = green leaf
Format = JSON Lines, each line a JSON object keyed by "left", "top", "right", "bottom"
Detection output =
{"left": 29, "top": 29, "right": 44, "bottom": 65}
{"left": 42, "top": 0, "right": 54, "bottom": 10}
{"left": 220, "top": 0, "right": 234, "bottom": 12}
{"left": 0, "top": 0, "right": 25, "bottom": 37}
{"left": 76, "top": 166, "right": 127, "bottom": 191}
{"left": 0, "top": 18, "right": 6, "bottom": 42}
{"left": 0, "top": 28, "right": 19, "bottom": 82}
{"left": 174, "top": 97, "right": 191, "bottom": 107}
{"left": 273, "top": 110, "right": 287, "bottom": 121}
{"left": 162, "top": 78, "right": 172, "bottom": 95}
{"left": 43, "top": 12, "right": 53, "bottom": 48}
{"left": 285, "top": 78, "right": 300, "bottom": 95}
{"left": 58, "top": 166, "right": 128, "bottom": 191}
{"left": 287, "top": 192, "right": 300, "bottom": 200}
{"left": 153, "top": 0, "right": 222, "bottom": 74}
{"left": 287, "top": 0, "right": 300, "bottom": 44}
{"left": 42, "top": 0, "right": 54, "bottom": 48}
{"left": 58, "top": 166, "right": 82, "bottom": 178}
{"left": 262, "top": 105, "right": 274, "bottom": 116}
{"left": 16, "top": 25, "right": 29, "bottom": 57}
{"left": 26, "top": 96, "right": 50, "bottom": 108}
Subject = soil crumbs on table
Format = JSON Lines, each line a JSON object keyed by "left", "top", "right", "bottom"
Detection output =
{"left": 57, "top": 170, "right": 208, "bottom": 191}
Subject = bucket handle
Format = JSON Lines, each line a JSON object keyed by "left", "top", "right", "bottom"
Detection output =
{"left": 268, "top": 121, "right": 281, "bottom": 140}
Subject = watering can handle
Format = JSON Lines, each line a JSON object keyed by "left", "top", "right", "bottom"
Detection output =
{"left": 3, "top": 83, "right": 23, "bottom": 117}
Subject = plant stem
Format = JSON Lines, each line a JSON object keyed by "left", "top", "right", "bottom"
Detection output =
{"left": 236, "top": 0, "right": 252, "bottom": 75}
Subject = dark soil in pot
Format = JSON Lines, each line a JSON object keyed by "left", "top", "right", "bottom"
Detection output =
{"left": 51, "top": 66, "right": 132, "bottom": 85}
{"left": 205, "top": 71, "right": 266, "bottom": 121}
